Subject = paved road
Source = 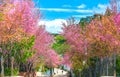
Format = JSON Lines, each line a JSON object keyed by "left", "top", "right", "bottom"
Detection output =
{"left": 36, "top": 68, "right": 69, "bottom": 77}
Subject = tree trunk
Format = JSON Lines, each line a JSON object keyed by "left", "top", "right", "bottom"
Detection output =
{"left": 113, "top": 53, "right": 116, "bottom": 77}
{"left": 50, "top": 68, "right": 53, "bottom": 77}
{"left": 75, "top": 70, "right": 79, "bottom": 77}
{"left": 100, "top": 58, "right": 102, "bottom": 76}
{"left": 11, "top": 57, "right": 14, "bottom": 76}
{"left": 69, "top": 69, "right": 72, "bottom": 77}
{"left": 1, "top": 56, "right": 4, "bottom": 77}
{"left": 106, "top": 57, "right": 109, "bottom": 76}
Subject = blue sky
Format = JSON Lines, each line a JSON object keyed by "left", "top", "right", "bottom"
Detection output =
{"left": 33, "top": 0, "right": 109, "bottom": 33}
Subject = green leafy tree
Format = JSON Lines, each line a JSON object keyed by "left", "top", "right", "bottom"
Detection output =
{"left": 52, "top": 35, "right": 70, "bottom": 55}
{"left": 116, "top": 55, "right": 120, "bottom": 75}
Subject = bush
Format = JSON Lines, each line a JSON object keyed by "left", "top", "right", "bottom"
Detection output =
{"left": 4, "top": 68, "right": 19, "bottom": 76}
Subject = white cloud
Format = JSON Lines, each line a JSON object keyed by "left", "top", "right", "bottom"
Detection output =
{"left": 38, "top": 19, "right": 67, "bottom": 33}
{"left": 40, "top": 8, "right": 93, "bottom": 13}
{"left": 40, "top": 3, "right": 110, "bottom": 14}
{"left": 93, "top": 4, "right": 109, "bottom": 14}
{"left": 62, "top": 4, "right": 72, "bottom": 8}
{"left": 98, "top": 4, "right": 108, "bottom": 9}
{"left": 40, "top": 8, "right": 70, "bottom": 12}
{"left": 77, "top": 4, "right": 86, "bottom": 8}
{"left": 38, "top": 4, "right": 110, "bottom": 34}
{"left": 72, "top": 14, "right": 92, "bottom": 18}
{"left": 40, "top": 4, "right": 109, "bottom": 14}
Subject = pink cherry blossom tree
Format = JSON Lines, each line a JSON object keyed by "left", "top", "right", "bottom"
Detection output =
{"left": 0, "top": 0, "right": 40, "bottom": 76}
{"left": 62, "top": 14, "right": 120, "bottom": 76}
